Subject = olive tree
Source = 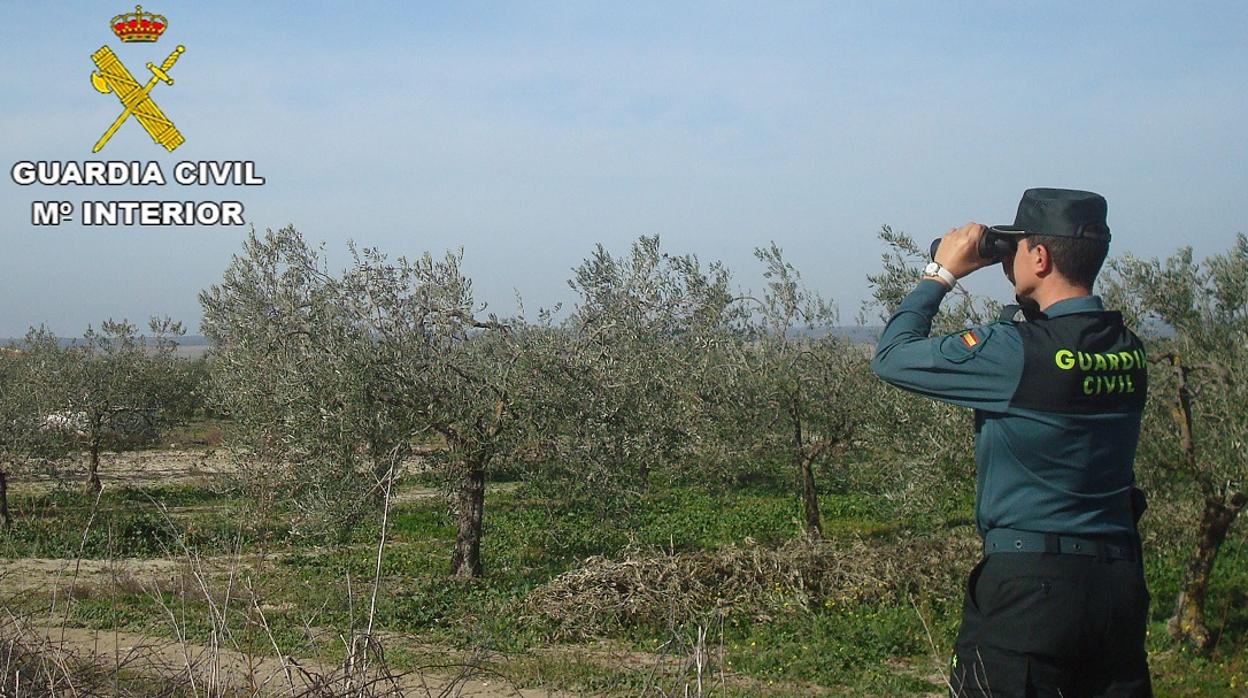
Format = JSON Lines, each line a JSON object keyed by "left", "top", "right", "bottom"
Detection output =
{"left": 201, "top": 226, "right": 524, "bottom": 578}
{"left": 700, "top": 244, "right": 870, "bottom": 538}
{"left": 0, "top": 331, "right": 70, "bottom": 528}
{"left": 33, "top": 318, "right": 187, "bottom": 493}
{"left": 201, "top": 228, "right": 411, "bottom": 534}
{"left": 555, "top": 238, "right": 879, "bottom": 538}
{"left": 339, "top": 252, "right": 522, "bottom": 579}
{"left": 555, "top": 236, "right": 735, "bottom": 492}
{"left": 1101, "top": 235, "right": 1248, "bottom": 651}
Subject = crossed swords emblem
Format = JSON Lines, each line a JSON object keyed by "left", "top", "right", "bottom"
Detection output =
{"left": 90, "top": 44, "right": 186, "bottom": 153}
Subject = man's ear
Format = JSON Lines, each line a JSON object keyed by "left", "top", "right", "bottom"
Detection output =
{"left": 1032, "top": 242, "right": 1053, "bottom": 277}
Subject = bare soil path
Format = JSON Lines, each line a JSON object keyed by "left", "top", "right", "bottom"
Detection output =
{"left": 21, "top": 449, "right": 234, "bottom": 490}
{"left": 14, "top": 449, "right": 512, "bottom": 504}
{"left": 23, "top": 625, "right": 578, "bottom": 697}
{"left": 0, "top": 557, "right": 184, "bottom": 596}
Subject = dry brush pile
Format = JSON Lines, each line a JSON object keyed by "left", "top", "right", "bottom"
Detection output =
{"left": 515, "top": 531, "right": 981, "bottom": 640}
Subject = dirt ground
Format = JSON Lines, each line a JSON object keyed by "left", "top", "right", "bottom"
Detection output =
{"left": 0, "top": 557, "right": 184, "bottom": 596}
{"left": 15, "top": 625, "right": 577, "bottom": 697}
{"left": 17, "top": 448, "right": 493, "bottom": 499}
{"left": 0, "top": 553, "right": 578, "bottom": 696}
{"left": 15, "top": 449, "right": 521, "bottom": 513}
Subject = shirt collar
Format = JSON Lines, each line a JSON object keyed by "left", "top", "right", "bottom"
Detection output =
{"left": 1041, "top": 295, "right": 1105, "bottom": 318}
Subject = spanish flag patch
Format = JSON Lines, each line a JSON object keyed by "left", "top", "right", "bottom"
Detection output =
{"left": 960, "top": 330, "right": 979, "bottom": 348}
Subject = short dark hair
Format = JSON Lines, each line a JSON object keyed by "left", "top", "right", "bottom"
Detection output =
{"left": 1024, "top": 234, "right": 1109, "bottom": 289}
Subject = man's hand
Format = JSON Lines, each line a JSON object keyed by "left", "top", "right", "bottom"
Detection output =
{"left": 933, "top": 222, "right": 993, "bottom": 279}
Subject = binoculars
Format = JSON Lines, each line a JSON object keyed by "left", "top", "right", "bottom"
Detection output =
{"left": 929, "top": 228, "right": 1018, "bottom": 263}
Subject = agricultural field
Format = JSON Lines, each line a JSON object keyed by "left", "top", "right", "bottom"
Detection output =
{"left": 2, "top": 229, "right": 1246, "bottom": 696}
{"left": 1, "top": 430, "right": 1244, "bottom": 697}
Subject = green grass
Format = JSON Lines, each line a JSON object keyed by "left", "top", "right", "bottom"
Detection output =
{"left": 0, "top": 485, "right": 245, "bottom": 558}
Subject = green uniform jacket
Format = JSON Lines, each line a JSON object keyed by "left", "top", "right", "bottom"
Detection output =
{"left": 871, "top": 279, "right": 1145, "bottom": 538}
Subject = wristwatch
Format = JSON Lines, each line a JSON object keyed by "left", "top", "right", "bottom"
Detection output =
{"left": 922, "top": 261, "right": 957, "bottom": 289}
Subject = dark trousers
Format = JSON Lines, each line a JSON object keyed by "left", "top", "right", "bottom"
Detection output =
{"left": 949, "top": 552, "right": 1153, "bottom": 697}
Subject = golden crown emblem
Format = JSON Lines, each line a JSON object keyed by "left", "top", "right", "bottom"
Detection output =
{"left": 110, "top": 5, "right": 167, "bottom": 43}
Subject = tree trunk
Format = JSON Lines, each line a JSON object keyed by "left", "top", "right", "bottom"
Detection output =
{"left": 799, "top": 451, "right": 822, "bottom": 539}
{"left": 449, "top": 460, "right": 487, "bottom": 580}
{"left": 87, "top": 441, "right": 102, "bottom": 494}
{"left": 1157, "top": 353, "right": 1248, "bottom": 651}
{"left": 789, "top": 403, "right": 822, "bottom": 539}
{"left": 0, "top": 470, "right": 10, "bottom": 530}
{"left": 1167, "top": 489, "right": 1247, "bottom": 651}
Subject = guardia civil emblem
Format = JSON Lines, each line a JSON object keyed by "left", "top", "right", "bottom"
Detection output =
{"left": 89, "top": 6, "right": 186, "bottom": 153}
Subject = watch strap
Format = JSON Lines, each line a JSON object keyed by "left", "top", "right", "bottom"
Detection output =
{"left": 925, "top": 262, "right": 957, "bottom": 290}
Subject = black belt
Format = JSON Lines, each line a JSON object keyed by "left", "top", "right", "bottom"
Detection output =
{"left": 983, "top": 528, "right": 1137, "bottom": 562}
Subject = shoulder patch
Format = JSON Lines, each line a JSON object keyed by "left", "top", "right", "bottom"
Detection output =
{"left": 938, "top": 325, "right": 994, "bottom": 363}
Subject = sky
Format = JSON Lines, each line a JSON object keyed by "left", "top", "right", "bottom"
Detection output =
{"left": 1, "top": 1, "right": 1245, "bottom": 337}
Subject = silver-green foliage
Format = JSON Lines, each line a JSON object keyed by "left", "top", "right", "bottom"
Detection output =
{"left": 1100, "top": 235, "right": 1248, "bottom": 650}
{"left": 549, "top": 235, "right": 736, "bottom": 495}
{"left": 1102, "top": 236, "right": 1247, "bottom": 504}
{"left": 0, "top": 331, "right": 70, "bottom": 524}
{"left": 200, "top": 226, "right": 522, "bottom": 569}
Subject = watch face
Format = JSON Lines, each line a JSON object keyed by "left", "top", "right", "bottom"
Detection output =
{"left": 923, "top": 262, "right": 940, "bottom": 275}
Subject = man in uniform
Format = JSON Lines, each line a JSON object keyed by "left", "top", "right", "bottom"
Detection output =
{"left": 871, "top": 188, "right": 1152, "bottom": 697}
